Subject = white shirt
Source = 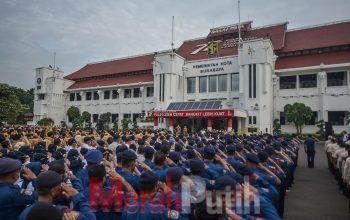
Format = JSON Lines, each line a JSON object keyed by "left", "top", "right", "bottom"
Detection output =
{"left": 342, "top": 157, "right": 350, "bottom": 184}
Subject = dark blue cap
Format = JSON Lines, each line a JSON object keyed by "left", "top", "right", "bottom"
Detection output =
{"left": 166, "top": 167, "right": 184, "bottom": 182}
{"left": 139, "top": 170, "right": 159, "bottom": 184}
{"left": 246, "top": 153, "right": 260, "bottom": 164}
{"left": 97, "top": 139, "right": 105, "bottom": 146}
{"left": 203, "top": 145, "right": 216, "bottom": 156}
{"left": 67, "top": 149, "right": 79, "bottom": 160}
{"left": 236, "top": 164, "right": 253, "bottom": 176}
{"left": 26, "top": 162, "right": 42, "bottom": 176}
{"left": 189, "top": 159, "right": 205, "bottom": 174}
{"left": 214, "top": 175, "right": 237, "bottom": 190}
{"left": 0, "top": 158, "right": 21, "bottom": 175}
{"left": 36, "top": 170, "right": 62, "bottom": 189}
{"left": 257, "top": 151, "right": 268, "bottom": 162}
{"left": 168, "top": 151, "right": 180, "bottom": 164}
{"left": 122, "top": 150, "right": 137, "bottom": 161}
{"left": 85, "top": 149, "right": 103, "bottom": 164}
{"left": 144, "top": 146, "right": 155, "bottom": 155}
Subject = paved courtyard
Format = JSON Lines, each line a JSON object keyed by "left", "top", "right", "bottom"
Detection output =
{"left": 284, "top": 142, "right": 350, "bottom": 220}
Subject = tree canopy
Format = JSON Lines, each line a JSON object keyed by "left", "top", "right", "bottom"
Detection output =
{"left": 0, "top": 83, "right": 32, "bottom": 125}
{"left": 284, "top": 102, "right": 313, "bottom": 135}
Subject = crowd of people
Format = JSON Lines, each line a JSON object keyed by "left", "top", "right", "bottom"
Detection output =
{"left": 324, "top": 131, "right": 350, "bottom": 200}
{"left": 0, "top": 125, "right": 302, "bottom": 220}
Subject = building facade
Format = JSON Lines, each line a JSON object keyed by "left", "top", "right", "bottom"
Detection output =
{"left": 33, "top": 20, "right": 350, "bottom": 133}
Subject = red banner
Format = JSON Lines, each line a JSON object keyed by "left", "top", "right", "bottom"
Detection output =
{"left": 148, "top": 109, "right": 234, "bottom": 118}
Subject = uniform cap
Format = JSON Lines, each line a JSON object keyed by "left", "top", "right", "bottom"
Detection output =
{"left": 85, "top": 149, "right": 103, "bottom": 164}
{"left": 0, "top": 158, "right": 21, "bottom": 175}
{"left": 214, "top": 175, "right": 237, "bottom": 190}
{"left": 36, "top": 170, "right": 62, "bottom": 189}
{"left": 166, "top": 167, "right": 184, "bottom": 183}
{"left": 139, "top": 170, "right": 159, "bottom": 184}
{"left": 189, "top": 159, "right": 205, "bottom": 174}
{"left": 168, "top": 151, "right": 180, "bottom": 164}
{"left": 203, "top": 145, "right": 216, "bottom": 156}
{"left": 245, "top": 153, "right": 260, "bottom": 164}
{"left": 122, "top": 149, "right": 137, "bottom": 161}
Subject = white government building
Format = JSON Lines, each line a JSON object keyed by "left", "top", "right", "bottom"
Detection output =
{"left": 33, "top": 20, "right": 350, "bottom": 134}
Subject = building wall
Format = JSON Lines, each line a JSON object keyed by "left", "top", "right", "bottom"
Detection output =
{"left": 275, "top": 64, "right": 350, "bottom": 134}
{"left": 66, "top": 83, "right": 155, "bottom": 127}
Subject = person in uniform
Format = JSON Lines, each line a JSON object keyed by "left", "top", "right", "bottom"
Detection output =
{"left": 0, "top": 158, "right": 36, "bottom": 220}
{"left": 304, "top": 134, "right": 316, "bottom": 168}
{"left": 19, "top": 170, "right": 95, "bottom": 220}
{"left": 76, "top": 149, "right": 103, "bottom": 188}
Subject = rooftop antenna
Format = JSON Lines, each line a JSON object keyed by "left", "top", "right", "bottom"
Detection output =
{"left": 171, "top": 16, "right": 174, "bottom": 54}
{"left": 238, "top": 0, "right": 242, "bottom": 46}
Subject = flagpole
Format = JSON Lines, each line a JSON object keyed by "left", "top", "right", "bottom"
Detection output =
{"left": 238, "top": 0, "right": 241, "bottom": 46}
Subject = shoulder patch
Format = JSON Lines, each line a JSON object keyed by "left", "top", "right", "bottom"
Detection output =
{"left": 168, "top": 209, "right": 179, "bottom": 219}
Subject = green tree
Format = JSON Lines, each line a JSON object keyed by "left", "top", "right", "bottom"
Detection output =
{"left": 0, "top": 83, "right": 26, "bottom": 125}
{"left": 284, "top": 102, "right": 313, "bottom": 135}
{"left": 273, "top": 119, "right": 281, "bottom": 135}
{"left": 121, "top": 118, "right": 131, "bottom": 131}
{"left": 67, "top": 106, "right": 80, "bottom": 123}
{"left": 37, "top": 117, "right": 54, "bottom": 126}
{"left": 73, "top": 116, "right": 84, "bottom": 128}
{"left": 97, "top": 112, "right": 111, "bottom": 130}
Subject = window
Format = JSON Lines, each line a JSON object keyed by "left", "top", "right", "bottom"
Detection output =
{"left": 280, "top": 75, "right": 296, "bottom": 89}
{"left": 92, "top": 114, "right": 99, "bottom": 123}
{"left": 133, "top": 113, "right": 140, "bottom": 123}
{"left": 280, "top": 112, "right": 286, "bottom": 125}
{"left": 306, "top": 111, "right": 318, "bottom": 125}
{"left": 104, "top": 90, "right": 110, "bottom": 99}
{"left": 124, "top": 89, "right": 132, "bottom": 98}
{"left": 199, "top": 76, "right": 207, "bottom": 93}
{"left": 299, "top": 74, "right": 317, "bottom": 88}
{"left": 327, "top": 71, "right": 347, "bottom": 87}
{"left": 76, "top": 93, "right": 81, "bottom": 101}
{"left": 36, "top": 86, "right": 41, "bottom": 90}
{"left": 38, "top": 94, "right": 45, "bottom": 100}
{"left": 249, "top": 116, "right": 257, "bottom": 125}
{"left": 133, "top": 88, "right": 141, "bottom": 98}
{"left": 146, "top": 87, "right": 154, "bottom": 97}
{"left": 328, "top": 111, "right": 346, "bottom": 125}
{"left": 187, "top": 77, "right": 196, "bottom": 93}
{"left": 70, "top": 93, "right": 75, "bottom": 101}
{"left": 112, "top": 114, "right": 118, "bottom": 123}
{"left": 248, "top": 64, "right": 257, "bottom": 98}
{"left": 86, "top": 92, "right": 92, "bottom": 100}
{"left": 93, "top": 91, "right": 99, "bottom": 100}
{"left": 218, "top": 74, "right": 227, "bottom": 92}
{"left": 231, "top": 73, "right": 239, "bottom": 91}
{"left": 123, "top": 114, "right": 131, "bottom": 119}
{"left": 209, "top": 75, "right": 217, "bottom": 92}
{"left": 112, "top": 90, "right": 119, "bottom": 99}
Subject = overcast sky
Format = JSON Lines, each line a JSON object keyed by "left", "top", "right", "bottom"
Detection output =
{"left": 1, "top": 0, "right": 349, "bottom": 90}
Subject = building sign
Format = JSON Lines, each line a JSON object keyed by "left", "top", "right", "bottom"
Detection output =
{"left": 190, "top": 36, "right": 257, "bottom": 55}
{"left": 207, "top": 41, "right": 219, "bottom": 56}
{"left": 187, "top": 57, "right": 236, "bottom": 75}
{"left": 149, "top": 109, "right": 234, "bottom": 118}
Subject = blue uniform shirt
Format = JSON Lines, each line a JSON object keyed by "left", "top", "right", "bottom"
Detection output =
{"left": 304, "top": 138, "right": 315, "bottom": 152}
{"left": 0, "top": 183, "right": 36, "bottom": 220}
{"left": 19, "top": 193, "right": 96, "bottom": 220}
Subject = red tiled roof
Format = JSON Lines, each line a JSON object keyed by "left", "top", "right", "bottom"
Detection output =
{"left": 281, "top": 21, "right": 350, "bottom": 52}
{"left": 176, "top": 23, "right": 287, "bottom": 61}
{"left": 275, "top": 50, "right": 350, "bottom": 70}
{"left": 65, "top": 54, "right": 154, "bottom": 80}
{"left": 66, "top": 73, "right": 154, "bottom": 90}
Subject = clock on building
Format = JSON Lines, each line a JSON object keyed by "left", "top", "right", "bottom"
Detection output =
{"left": 37, "top": 78, "right": 42, "bottom": 84}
